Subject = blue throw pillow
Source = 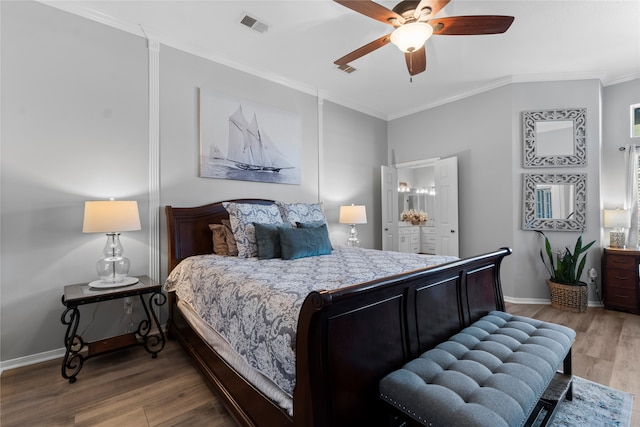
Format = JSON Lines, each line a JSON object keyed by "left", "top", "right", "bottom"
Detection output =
{"left": 279, "top": 224, "right": 332, "bottom": 260}
{"left": 295, "top": 221, "right": 326, "bottom": 228}
{"left": 254, "top": 223, "right": 286, "bottom": 259}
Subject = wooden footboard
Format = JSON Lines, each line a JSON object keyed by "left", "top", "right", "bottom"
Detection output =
{"left": 165, "top": 200, "right": 511, "bottom": 427}
{"left": 293, "top": 248, "right": 511, "bottom": 426}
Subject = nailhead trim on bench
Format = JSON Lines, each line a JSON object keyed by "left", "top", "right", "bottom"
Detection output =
{"left": 379, "top": 311, "right": 575, "bottom": 427}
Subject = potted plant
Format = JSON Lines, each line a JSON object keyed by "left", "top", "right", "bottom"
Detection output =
{"left": 537, "top": 231, "right": 595, "bottom": 312}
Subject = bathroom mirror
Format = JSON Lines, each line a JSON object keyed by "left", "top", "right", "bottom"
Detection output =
{"left": 522, "top": 108, "right": 586, "bottom": 167}
{"left": 523, "top": 173, "right": 586, "bottom": 231}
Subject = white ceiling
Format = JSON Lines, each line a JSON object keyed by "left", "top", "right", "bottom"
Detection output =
{"left": 42, "top": 0, "right": 640, "bottom": 120}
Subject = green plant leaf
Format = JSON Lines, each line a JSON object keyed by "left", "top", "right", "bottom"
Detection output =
{"left": 536, "top": 232, "right": 596, "bottom": 285}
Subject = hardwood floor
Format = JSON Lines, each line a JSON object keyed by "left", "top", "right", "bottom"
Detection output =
{"left": 506, "top": 303, "right": 640, "bottom": 427}
{"left": 1, "top": 304, "right": 638, "bottom": 426}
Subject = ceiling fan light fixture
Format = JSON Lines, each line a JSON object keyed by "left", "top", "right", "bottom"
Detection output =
{"left": 390, "top": 22, "right": 433, "bottom": 53}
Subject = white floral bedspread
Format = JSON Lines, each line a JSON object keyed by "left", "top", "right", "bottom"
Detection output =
{"left": 164, "top": 247, "right": 457, "bottom": 395}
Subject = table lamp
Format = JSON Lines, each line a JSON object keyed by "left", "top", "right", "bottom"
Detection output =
{"left": 604, "top": 208, "right": 631, "bottom": 248}
{"left": 339, "top": 204, "right": 367, "bottom": 247}
{"left": 83, "top": 200, "right": 141, "bottom": 288}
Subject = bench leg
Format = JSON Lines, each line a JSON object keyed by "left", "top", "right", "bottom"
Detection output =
{"left": 563, "top": 347, "right": 573, "bottom": 401}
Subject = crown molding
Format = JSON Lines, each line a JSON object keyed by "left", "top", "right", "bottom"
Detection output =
{"left": 38, "top": 1, "right": 145, "bottom": 37}
{"left": 388, "top": 70, "right": 640, "bottom": 121}
{"left": 36, "top": 2, "right": 327, "bottom": 103}
{"left": 34, "top": 1, "right": 640, "bottom": 123}
{"left": 603, "top": 71, "right": 640, "bottom": 87}
{"left": 388, "top": 76, "right": 515, "bottom": 121}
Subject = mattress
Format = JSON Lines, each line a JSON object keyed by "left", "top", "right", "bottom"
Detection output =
{"left": 164, "top": 247, "right": 457, "bottom": 412}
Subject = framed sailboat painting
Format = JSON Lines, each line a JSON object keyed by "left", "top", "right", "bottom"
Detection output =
{"left": 199, "top": 89, "right": 301, "bottom": 185}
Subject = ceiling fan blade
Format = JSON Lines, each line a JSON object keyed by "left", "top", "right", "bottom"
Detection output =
{"left": 334, "top": 33, "right": 392, "bottom": 66}
{"left": 430, "top": 15, "right": 514, "bottom": 35}
{"left": 405, "top": 46, "right": 426, "bottom": 76}
{"left": 334, "top": 0, "right": 405, "bottom": 26}
{"left": 413, "top": 0, "right": 450, "bottom": 20}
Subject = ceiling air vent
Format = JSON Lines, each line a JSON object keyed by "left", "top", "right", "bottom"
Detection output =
{"left": 239, "top": 13, "right": 268, "bottom": 33}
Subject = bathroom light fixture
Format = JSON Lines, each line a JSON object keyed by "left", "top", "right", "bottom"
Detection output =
{"left": 83, "top": 200, "right": 141, "bottom": 288}
{"left": 390, "top": 22, "right": 434, "bottom": 53}
{"left": 339, "top": 204, "right": 367, "bottom": 247}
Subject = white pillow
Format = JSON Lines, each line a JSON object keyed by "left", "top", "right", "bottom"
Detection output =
{"left": 276, "top": 201, "right": 327, "bottom": 227}
{"left": 222, "top": 202, "right": 283, "bottom": 257}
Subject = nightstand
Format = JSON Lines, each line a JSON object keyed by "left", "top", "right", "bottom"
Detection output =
{"left": 60, "top": 275, "right": 166, "bottom": 383}
{"left": 602, "top": 248, "right": 640, "bottom": 315}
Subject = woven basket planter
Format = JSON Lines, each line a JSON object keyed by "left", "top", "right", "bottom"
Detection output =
{"left": 547, "top": 280, "right": 588, "bottom": 313}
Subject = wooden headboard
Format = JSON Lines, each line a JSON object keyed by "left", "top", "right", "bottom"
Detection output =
{"left": 165, "top": 198, "right": 274, "bottom": 273}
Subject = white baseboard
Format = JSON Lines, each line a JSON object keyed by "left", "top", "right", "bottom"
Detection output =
{"left": 504, "top": 296, "right": 604, "bottom": 308}
{"left": 1, "top": 324, "right": 169, "bottom": 375}
{"left": 0, "top": 348, "right": 65, "bottom": 375}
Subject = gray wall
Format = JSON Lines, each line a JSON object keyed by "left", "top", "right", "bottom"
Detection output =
{"left": 389, "top": 79, "right": 617, "bottom": 302}
{"left": 511, "top": 80, "right": 602, "bottom": 302}
{"left": 2, "top": 0, "right": 637, "bottom": 365}
{"left": 1, "top": 1, "right": 150, "bottom": 362}
{"left": 322, "top": 101, "right": 387, "bottom": 250}
{"left": 388, "top": 86, "right": 516, "bottom": 294}
{"left": 601, "top": 79, "right": 640, "bottom": 210}
{"left": 1, "top": 1, "right": 386, "bottom": 363}
{"left": 158, "top": 46, "right": 387, "bottom": 278}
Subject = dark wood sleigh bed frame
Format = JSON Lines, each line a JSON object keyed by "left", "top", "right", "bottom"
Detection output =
{"left": 165, "top": 199, "right": 512, "bottom": 427}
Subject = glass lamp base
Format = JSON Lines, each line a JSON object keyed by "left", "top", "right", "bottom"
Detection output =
{"left": 346, "top": 224, "right": 361, "bottom": 247}
{"left": 346, "top": 237, "right": 361, "bottom": 247}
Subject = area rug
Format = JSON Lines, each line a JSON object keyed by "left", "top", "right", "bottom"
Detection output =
{"left": 549, "top": 376, "right": 634, "bottom": 427}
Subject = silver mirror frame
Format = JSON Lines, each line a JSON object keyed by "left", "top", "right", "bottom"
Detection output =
{"left": 522, "top": 108, "right": 586, "bottom": 167}
{"left": 523, "top": 173, "right": 586, "bottom": 231}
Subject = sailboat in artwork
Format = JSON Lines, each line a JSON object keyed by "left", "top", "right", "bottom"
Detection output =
{"left": 213, "top": 105, "right": 293, "bottom": 173}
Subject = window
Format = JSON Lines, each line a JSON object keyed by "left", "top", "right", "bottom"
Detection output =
{"left": 636, "top": 152, "right": 640, "bottom": 246}
{"left": 632, "top": 103, "right": 640, "bottom": 138}
{"left": 536, "top": 187, "right": 552, "bottom": 219}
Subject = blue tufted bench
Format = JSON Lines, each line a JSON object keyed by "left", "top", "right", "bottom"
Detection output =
{"left": 379, "top": 311, "right": 575, "bottom": 427}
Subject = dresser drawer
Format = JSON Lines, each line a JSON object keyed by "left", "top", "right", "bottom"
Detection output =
{"left": 606, "top": 255, "right": 636, "bottom": 271}
{"left": 421, "top": 244, "right": 435, "bottom": 254}
{"left": 605, "top": 286, "right": 638, "bottom": 310}
{"left": 606, "top": 268, "right": 637, "bottom": 289}
{"left": 603, "top": 249, "right": 640, "bottom": 314}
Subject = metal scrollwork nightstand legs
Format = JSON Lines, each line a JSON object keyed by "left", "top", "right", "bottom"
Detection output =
{"left": 60, "top": 280, "right": 166, "bottom": 383}
{"left": 61, "top": 298, "right": 84, "bottom": 383}
{"left": 138, "top": 291, "right": 166, "bottom": 357}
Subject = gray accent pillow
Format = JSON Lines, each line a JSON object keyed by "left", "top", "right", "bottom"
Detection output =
{"left": 223, "top": 202, "right": 283, "bottom": 257}
{"left": 295, "top": 221, "right": 326, "bottom": 228}
{"left": 276, "top": 201, "right": 327, "bottom": 227}
{"left": 254, "top": 222, "right": 286, "bottom": 259}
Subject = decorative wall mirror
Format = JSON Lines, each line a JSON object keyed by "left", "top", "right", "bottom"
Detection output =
{"left": 522, "top": 108, "right": 586, "bottom": 167}
{"left": 522, "top": 173, "right": 586, "bottom": 231}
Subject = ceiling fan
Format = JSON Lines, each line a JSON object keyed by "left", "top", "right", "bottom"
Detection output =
{"left": 333, "top": 0, "right": 514, "bottom": 77}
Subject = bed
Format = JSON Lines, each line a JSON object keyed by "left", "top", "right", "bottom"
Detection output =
{"left": 164, "top": 198, "right": 511, "bottom": 427}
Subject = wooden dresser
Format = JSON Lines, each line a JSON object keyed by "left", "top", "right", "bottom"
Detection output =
{"left": 602, "top": 248, "right": 640, "bottom": 314}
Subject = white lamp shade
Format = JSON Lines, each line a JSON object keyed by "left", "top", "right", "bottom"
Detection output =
{"left": 83, "top": 200, "right": 141, "bottom": 233}
{"left": 339, "top": 205, "right": 367, "bottom": 225}
{"left": 604, "top": 209, "right": 631, "bottom": 229}
{"left": 390, "top": 22, "right": 434, "bottom": 53}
